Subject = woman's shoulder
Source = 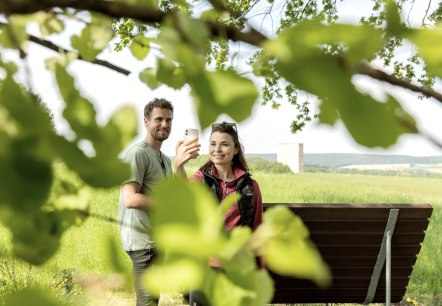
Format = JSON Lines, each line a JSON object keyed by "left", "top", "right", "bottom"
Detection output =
{"left": 189, "top": 169, "right": 204, "bottom": 182}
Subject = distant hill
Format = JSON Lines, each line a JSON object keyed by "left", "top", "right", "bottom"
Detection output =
{"left": 246, "top": 153, "right": 442, "bottom": 168}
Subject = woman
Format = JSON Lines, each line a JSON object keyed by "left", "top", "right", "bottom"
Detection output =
{"left": 188, "top": 122, "right": 263, "bottom": 306}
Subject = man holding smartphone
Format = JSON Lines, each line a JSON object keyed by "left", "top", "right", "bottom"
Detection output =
{"left": 118, "top": 98, "right": 200, "bottom": 306}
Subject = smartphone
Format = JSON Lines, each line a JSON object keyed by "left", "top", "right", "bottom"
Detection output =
{"left": 184, "top": 128, "right": 199, "bottom": 143}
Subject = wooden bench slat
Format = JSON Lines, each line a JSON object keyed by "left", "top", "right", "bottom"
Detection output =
{"left": 272, "top": 287, "right": 406, "bottom": 297}
{"left": 319, "top": 256, "right": 418, "bottom": 267}
{"left": 315, "top": 245, "right": 422, "bottom": 257}
{"left": 272, "top": 276, "right": 410, "bottom": 289}
{"left": 302, "top": 219, "right": 429, "bottom": 233}
{"left": 264, "top": 203, "right": 433, "bottom": 219}
{"left": 310, "top": 232, "right": 425, "bottom": 245}
{"left": 271, "top": 295, "right": 404, "bottom": 304}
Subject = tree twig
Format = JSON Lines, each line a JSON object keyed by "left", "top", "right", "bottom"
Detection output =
{"left": 355, "top": 63, "right": 442, "bottom": 104}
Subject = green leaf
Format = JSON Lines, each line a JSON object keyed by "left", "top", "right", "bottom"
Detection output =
{"left": 55, "top": 65, "right": 100, "bottom": 141}
{"left": 130, "top": 35, "right": 151, "bottom": 60}
{"left": 71, "top": 16, "right": 112, "bottom": 61}
{"left": 266, "top": 19, "right": 383, "bottom": 65}
{"left": 151, "top": 178, "right": 224, "bottom": 258}
{"left": 191, "top": 70, "right": 258, "bottom": 129}
{"left": 157, "top": 58, "right": 186, "bottom": 89}
{"left": 103, "top": 105, "right": 138, "bottom": 151}
{"left": 385, "top": 0, "right": 406, "bottom": 37}
{"left": 143, "top": 257, "right": 205, "bottom": 296}
{"left": 0, "top": 76, "right": 53, "bottom": 211}
{"left": 252, "top": 206, "right": 331, "bottom": 287}
{"left": 317, "top": 99, "right": 338, "bottom": 125}
{"left": 0, "top": 18, "right": 27, "bottom": 50}
{"left": 49, "top": 134, "right": 131, "bottom": 188}
{"left": 4, "top": 287, "right": 68, "bottom": 306}
{"left": 139, "top": 67, "right": 162, "bottom": 89}
{"left": 176, "top": 14, "right": 209, "bottom": 52}
{"left": 36, "top": 12, "right": 65, "bottom": 36}
{"left": 209, "top": 271, "right": 256, "bottom": 306}
{"left": 408, "top": 28, "right": 442, "bottom": 76}
{"left": 50, "top": 181, "right": 91, "bottom": 211}
{"left": 266, "top": 37, "right": 415, "bottom": 147}
{"left": 3, "top": 210, "right": 69, "bottom": 265}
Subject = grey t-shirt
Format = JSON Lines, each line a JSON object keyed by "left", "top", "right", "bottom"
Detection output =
{"left": 118, "top": 140, "right": 172, "bottom": 251}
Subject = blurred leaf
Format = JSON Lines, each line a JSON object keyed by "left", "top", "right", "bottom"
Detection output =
{"left": 55, "top": 65, "right": 100, "bottom": 141}
{"left": 191, "top": 70, "right": 258, "bottom": 129}
{"left": 130, "top": 35, "right": 151, "bottom": 60}
{"left": 0, "top": 76, "right": 53, "bottom": 211}
{"left": 218, "top": 192, "right": 241, "bottom": 218}
{"left": 143, "top": 257, "right": 205, "bottom": 296}
{"left": 71, "top": 16, "right": 112, "bottom": 61}
{"left": 151, "top": 178, "right": 224, "bottom": 258}
{"left": 266, "top": 31, "right": 415, "bottom": 147}
{"left": 49, "top": 134, "right": 131, "bottom": 188}
{"left": 209, "top": 271, "right": 255, "bottom": 306}
{"left": 317, "top": 99, "right": 338, "bottom": 125}
{"left": 0, "top": 19, "right": 27, "bottom": 50}
{"left": 157, "top": 58, "right": 186, "bottom": 89}
{"left": 385, "top": 0, "right": 406, "bottom": 37}
{"left": 408, "top": 28, "right": 442, "bottom": 76}
{"left": 35, "top": 12, "right": 65, "bottom": 36}
{"left": 139, "top": 67, "right": 162, "bottom": 89}
{"left": 3, "top": 287, "right": 67, "bottom": 306}
{"left": 176, "top": 14, "right": 209, "bottom": 52}
{"left": 54, "top": 66, "right": 134, "bottom": 187}
{"left": 50, "top": 181, "right": 91, "bottom": 211}
{"left": 103, "top": 105, "right": 138, "bottom": 151}
{"left": 252, "top": 206, "right": 331, "bottom": 287}
{"left": 2, "top": 210, "right": 71, "bottom": 265}
{"left": 219, "top": 227, "right": 254, "bottom": 273}
{"left": 266, "top": 20, "right": 383, "bottom": 65}
{"left": 44, "top": 52, "right": 78, "bottom": 72}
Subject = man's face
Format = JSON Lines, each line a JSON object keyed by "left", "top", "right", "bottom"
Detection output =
{"left": 144, "top": 107, "right": 173, "bottom": 142}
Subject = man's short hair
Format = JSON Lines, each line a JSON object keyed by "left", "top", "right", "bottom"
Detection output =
{"left": 144, "top": 98, "right": 174, "bottom": 118}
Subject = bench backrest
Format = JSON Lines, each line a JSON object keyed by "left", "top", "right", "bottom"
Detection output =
{"left": 263, "top": 203, "right": 433, "bottom": 304}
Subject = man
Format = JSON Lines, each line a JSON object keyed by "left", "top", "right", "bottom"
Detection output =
{"left": 118, "top": 98, "right": 200, "bottom": 306}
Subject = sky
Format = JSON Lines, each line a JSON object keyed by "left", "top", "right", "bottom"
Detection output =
{"left": 5, "top": 1, "right": 442, "bottom": 157}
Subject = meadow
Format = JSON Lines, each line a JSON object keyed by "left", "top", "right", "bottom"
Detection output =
{"left": 0, "top": 164, "right": 441, "bottom": 305}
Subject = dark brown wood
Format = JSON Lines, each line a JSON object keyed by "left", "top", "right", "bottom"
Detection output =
{"left": 310, "top": 232, "right": 425, "bottom": 245}
{"left": 263, "top": 203, "right": 432, "bottom": 304}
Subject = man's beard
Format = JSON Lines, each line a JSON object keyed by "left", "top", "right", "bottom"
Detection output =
{"left": 152, "top": 129, "right": 170, "bottom": 141}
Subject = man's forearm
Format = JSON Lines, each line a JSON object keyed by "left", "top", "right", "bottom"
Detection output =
{"left": 125, "top": 193, "right": 149, "bottom": 210}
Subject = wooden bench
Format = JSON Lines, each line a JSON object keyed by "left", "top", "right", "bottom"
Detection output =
{"left": 263, "top": 203, "right": 433, "bottom": 305}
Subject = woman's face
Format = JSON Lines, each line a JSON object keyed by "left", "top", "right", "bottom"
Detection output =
{"left": 209, "top": 132, "right": 238, "bottom": 166}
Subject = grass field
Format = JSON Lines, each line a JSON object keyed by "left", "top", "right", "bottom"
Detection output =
{"left": 1, "top": 166, "right": 441, "bottom": 305}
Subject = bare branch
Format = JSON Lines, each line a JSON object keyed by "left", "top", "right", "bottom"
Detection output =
{"left": 355, "top": 63, "right": 442, "bottom": 104}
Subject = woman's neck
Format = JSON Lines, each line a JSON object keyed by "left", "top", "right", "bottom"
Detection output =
{"left": 214, "top": 164, "right": 235, "bottom": 182}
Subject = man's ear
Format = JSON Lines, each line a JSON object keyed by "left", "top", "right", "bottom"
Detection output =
{"left": 144, "top": 117, "right": 148, "bottom": 126}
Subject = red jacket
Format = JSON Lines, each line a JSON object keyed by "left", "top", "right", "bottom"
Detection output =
{"left": 190, "top": 166, "right": 263, "bottom": 231}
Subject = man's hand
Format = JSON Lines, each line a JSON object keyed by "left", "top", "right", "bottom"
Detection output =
{"left": 173, "top": 139, "right": 201, "bottom": 176}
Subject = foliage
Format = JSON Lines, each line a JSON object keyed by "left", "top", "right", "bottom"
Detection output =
{"left": 144, "top": 178, "right": 330, "bottom": 306}
{"left": 1, "top": 0, "right": 442, "bottom": 305}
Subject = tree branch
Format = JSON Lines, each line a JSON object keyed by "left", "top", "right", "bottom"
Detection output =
{"left": 0, "top": 21, "right": 130, "bottom": 75}
{"left": 0, "top": 0, "right": 268, "bottom": 47}
{"left": 355, "top": 63, "right": 442, "bottom": 104}
{"left": 29, "top": 35, "right": 131, "bottom": 75}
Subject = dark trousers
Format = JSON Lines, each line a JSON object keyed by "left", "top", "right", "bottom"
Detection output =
{"left": 126, "top": 249, "right": 158, "bottom": 306}
{"left": 189, "top": 290, "right": 210, "bottom": 306}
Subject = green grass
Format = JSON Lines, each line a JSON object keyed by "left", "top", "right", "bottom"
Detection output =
{"left": 1, "top": 166, "right": 442, "bottom": 305}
